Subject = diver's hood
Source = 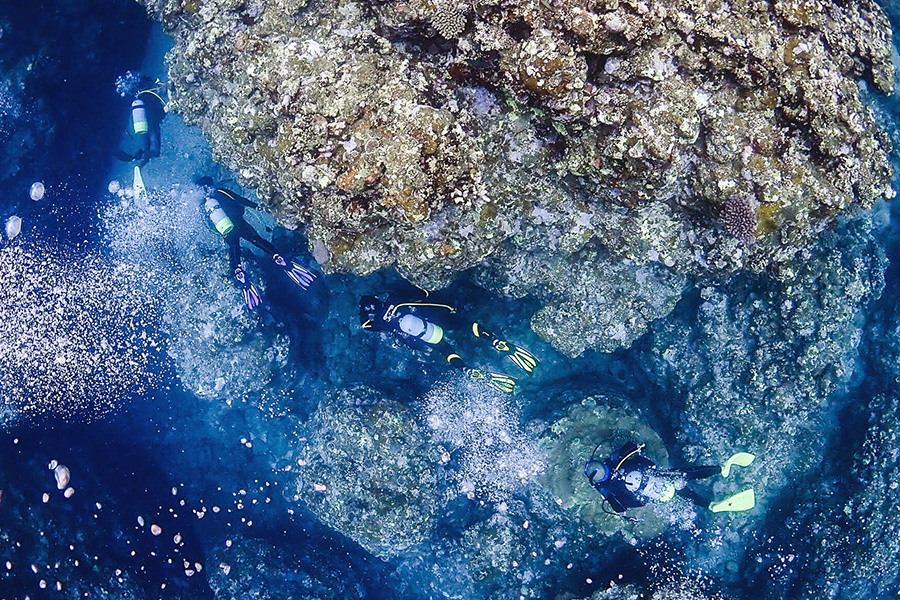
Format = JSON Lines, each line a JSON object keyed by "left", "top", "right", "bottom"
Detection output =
{"left": 585, "top": 460, "right": 610, "bottom": 483}
{"left": 359, "top": 295, "right": 383, "bottom": 322}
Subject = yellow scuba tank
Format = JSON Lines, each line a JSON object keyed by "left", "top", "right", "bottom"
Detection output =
{"left": 204, "top": 196, "right": 234, "bottom": 236}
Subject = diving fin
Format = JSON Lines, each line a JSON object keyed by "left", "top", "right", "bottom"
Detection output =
{"left": 274, "top": 254, "right": 316, "bottom": 290}
{"left": 467, "top": 368, "right": 517, "bottom": 394}
{"left": 474, "top": 324, "right": 539, "bottom": 374}
{"left": 721, "top": 452, "right": 756, "bottom": 478}
{"left": 709, "top": 488, "right": 755, "bottom": 513}
{"left": 243, "top": 283, "right": 262, "bottom": 311}
{"left": 133, "top": 165, "right": 148, "bottom": 202}
{"left": 234, "top": 268, "right": 262, "bottom": 311}
{"left": 508, "top": 344, "right": 539, "bottom": 374}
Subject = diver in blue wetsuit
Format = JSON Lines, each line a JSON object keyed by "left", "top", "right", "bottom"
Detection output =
{"left": 358, "top": 294, "right": 539, "bottom": 393}
{"left": 197, "top": 177, "right": 317, "bottom": 311}
{"left": 585, "top": 442, "right": 757, "bottom": 514}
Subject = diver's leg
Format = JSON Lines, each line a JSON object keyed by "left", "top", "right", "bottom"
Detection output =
{"left": 677, "top": 486, "right": 711, "bottom": 509}
{"left": 227, "top": 235, "right": 242, "bottom": 273}
{"left": 146, "top": 124, "right": 161, "bottom": 160}
{"left": 469, "top": 321, "right": 539, "bottom": 374}
{"left": 681, "top": 466, "right": 721, "bottom": 481}
{"left": 245, "top": 229, "right": 278, "bottom": 256}
{"left": 434, "top": 339, "right": 467, "bottom": 372}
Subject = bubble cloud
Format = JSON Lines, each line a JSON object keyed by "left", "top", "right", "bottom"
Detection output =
{"left": 423, "top": 379, "right": 544, "bottom": 502}
{"left": 0, "top": 243, "right": 164, "bottom": 425}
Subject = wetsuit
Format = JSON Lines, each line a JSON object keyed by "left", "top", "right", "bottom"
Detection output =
{"left": 117, "top": 87, "right": 167, "bottom": 167}
{"left": 206, "top": 187, "right": 278, "bottom": 273}
{"left": 363, "top": 296, "right": 475, "bottom": 372}
{"left": 588, "top": 442, "right": 720, "bottom": 512}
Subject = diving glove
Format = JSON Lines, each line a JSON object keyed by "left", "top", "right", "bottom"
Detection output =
{"left": 273, "top": 254, "right": 316, "bottom": 290}
{"left": 234, "top": 267, "right": 262, "bottom": 311}
{"left": 467, "top": 368, "right": 517, "bottom": 394}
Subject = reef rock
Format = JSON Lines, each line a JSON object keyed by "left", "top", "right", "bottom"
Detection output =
{"left": 479, "top": 241, "right": 689, "bottom": 357}
{"left": 137, "top": 0, "right": 893, "bottom": 356}
{"left": 642, "top": 213, "right": 886, "bottom": 511}
{"left": 293, "top": 386, "right": 441, "bottom": 559}
{"left": 104, "top": 184, "right": 294, "bottom": 401}
{"left": 537, "top": 394, "right": 671, "bottom": 541}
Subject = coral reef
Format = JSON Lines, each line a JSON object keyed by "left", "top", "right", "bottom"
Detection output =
{"left": 536, "top": 394, "right": 672, "bottom": 540}
{"left": 292, "top": 386, "right": 442, "bottom": 559}
{"left": 640, "top": 212, "right": 886, "bottom": 566}
{"left": 137, "top": 0, "right": 894, "bottom": 356}
{"left": 815, "top": 394, "right": 900, "bottom": 597}
{"left": 746, "top": 393, "right": 900, "bottom": 599}
{"left": 103, "top": 184, "right": 295, "bottom": 402}
{"left": 478, "top": 241, "right": 688, "bottom": 357}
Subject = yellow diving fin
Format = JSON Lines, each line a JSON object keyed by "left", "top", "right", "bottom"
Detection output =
{"left": 709, "top": 488, "right": 755, "bottom": 513}
{"left": 721, "top": 452, "right": 756, "bottom": 478}
{"left": 468, "top": 368, "right": 517, "bottom": 394}
{"left": 133, "top": 165, "right": 148, "bottom": 203}
{"left": 508, "top": 344, "right": 539, "bottom": 374}
{"left": 487, "top": 372, "right": 517, "bottom": 394}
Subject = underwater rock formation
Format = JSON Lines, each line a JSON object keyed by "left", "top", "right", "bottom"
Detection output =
{"left": 811, "top": 393, "right": 900, "bottom": 598}
{"left": 206, "top": 536, "right": 354, "bottom": 600}
{"left": 640, "top": 213, "right": 886, "bottom": 568}
{"left": 293, "top": 385, "right": 442, "bottom": 559}
{"left": 389, "top": 389, "right": 682, "bottom": 600}
{"left": 138, "top": 0, "right": 894, "bottom": 356}
{"left": 103, "top": 184, "right": 295, "bottom": 402}
{"left": 478, "top": 241, "right": 688, "bottom": 357}
{"left": 537, "top": 395, "right": 671, "bottom": 540}
{"left": 160, "top": 250, "right": 294, "bottom": 401}
{"left": 746, "top": 393, "right": 900, "bottom": 599}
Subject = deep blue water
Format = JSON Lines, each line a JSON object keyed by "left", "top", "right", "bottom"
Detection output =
{"left": 2, "top": 1, "right": 900, "bottom": 599}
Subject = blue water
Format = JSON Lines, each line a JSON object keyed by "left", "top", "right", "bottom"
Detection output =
{"left": 2, "top": 1, "right": 900, "bottom": 599}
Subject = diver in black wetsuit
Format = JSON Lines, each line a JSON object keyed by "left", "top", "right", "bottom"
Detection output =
{"left": 584, "top": 442, "right": 756, "bottom": 514}
{"left": 116, "top": 74, "right": 167, "bottom": 168}
{"left": 197, "top": 177, "right": 317, "bottom": 310}
{"left": 358, "top": 294, "right": 540, "bottom": 393}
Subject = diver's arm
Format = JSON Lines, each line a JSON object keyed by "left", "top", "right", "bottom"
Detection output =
{"left": 217, "top": 188, "right": 259, "bottom": 210}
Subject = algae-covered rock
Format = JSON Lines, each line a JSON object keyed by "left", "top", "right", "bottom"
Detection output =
{"left": 479, "top": 241, "right": 689, "bottom": 357}
{"left": 294, "top": 386, "right": 441, "bottom": 559}
{"left": 745, "top": 392, "right": 900, "bottom": 599}
{"left": 538, "top": 396, "right": 670, "bottom": 541}
{"left": 160, "top": 248, "right": 293, "bottom": 400}
{"left": 104, "top": 184, "right": 293, "bottom": 401}
{"left": 138, "top": 0, "right": 894, "bottom": 351}
{"left": 643, "top": 213, "right": 886, "bottom": 507}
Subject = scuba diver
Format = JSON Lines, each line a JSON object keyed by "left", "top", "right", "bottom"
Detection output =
{"left": 584, "top": 441, "right": 756, "bottom": 515}
{"left": 115, "top": 72, "right": 167, "bottom": 168}
{"left": 197, "top": 177, "right": 317, "bottom": 310}
{"left": 358, "top": 294, "right": 539, "bottom": 394}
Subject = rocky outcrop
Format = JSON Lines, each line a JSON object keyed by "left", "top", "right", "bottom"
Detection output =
{"left": 639, "top": 213, "right": 886, "bottom": 580}
{"left": 292, "top": 386, "right": 442, "bottom": 559}
{"left": 137, "top": 0, "right": 894, "bottom": 356}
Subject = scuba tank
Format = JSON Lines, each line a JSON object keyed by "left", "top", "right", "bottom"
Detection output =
{"left": 204, "top": 195, "right": 235, "bottom": 236}
{"left": 398, "top": 313, "right": 444, "bottom": 344}
{"left": 131, "top": 98, "right": 149, "bottom": 134}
